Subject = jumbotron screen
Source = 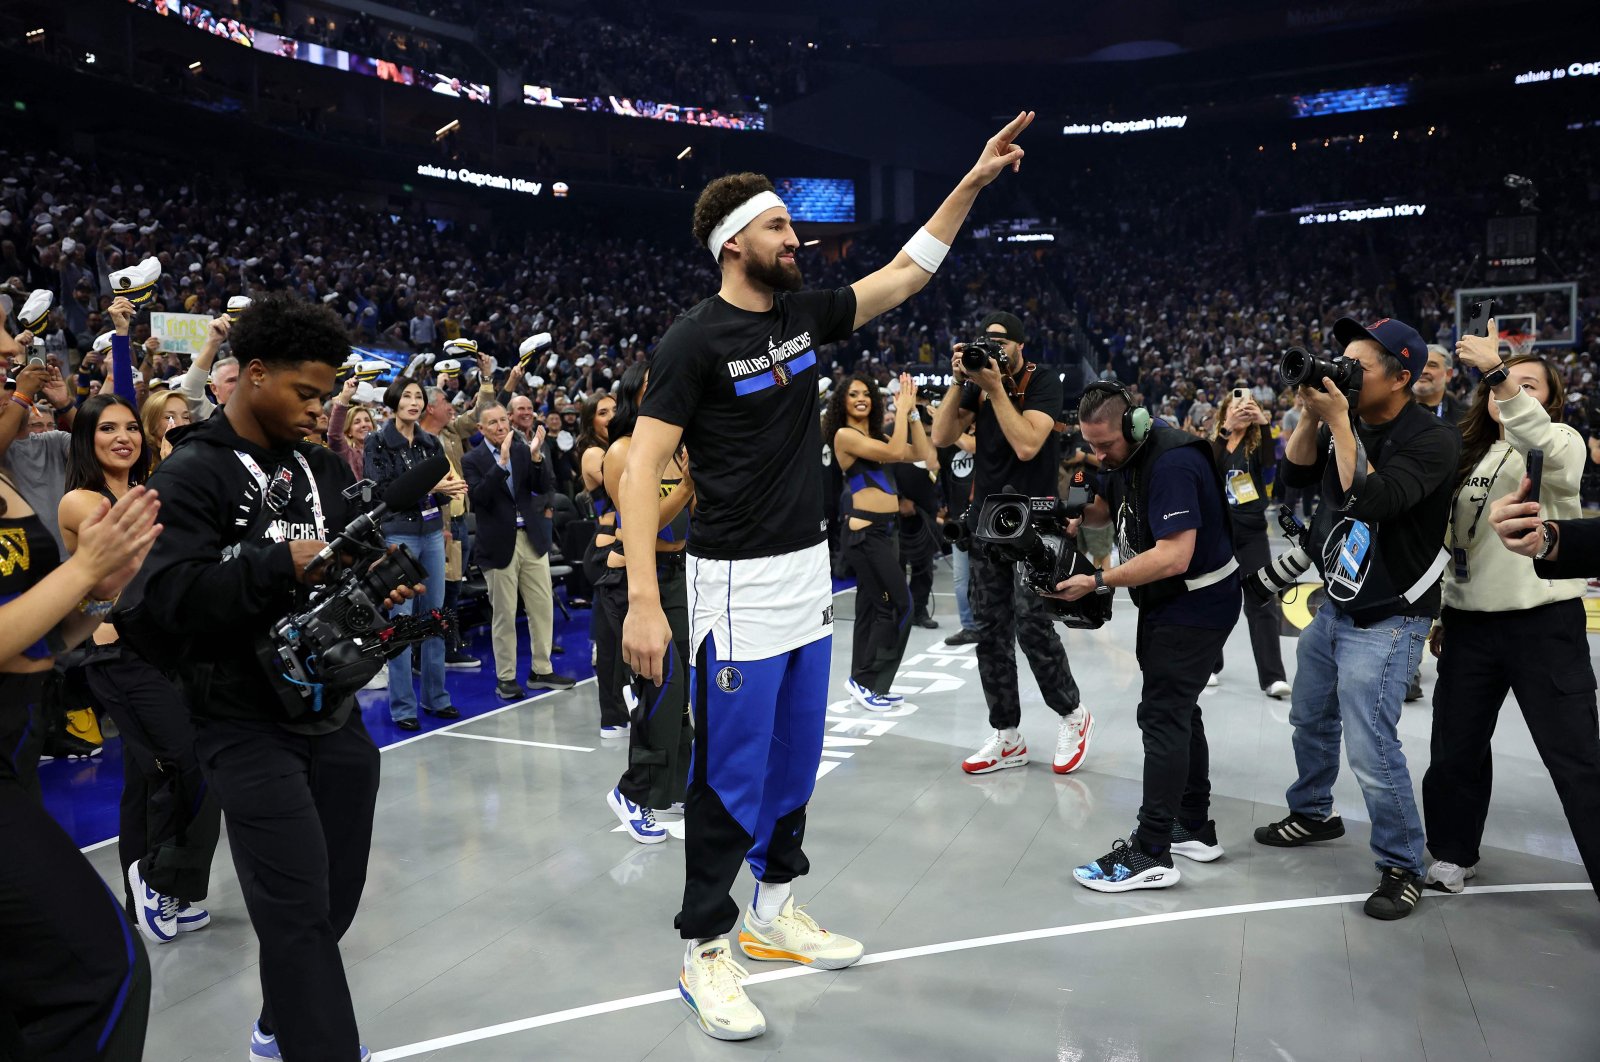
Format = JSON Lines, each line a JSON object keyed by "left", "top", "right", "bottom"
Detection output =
{"left": 775, "top": 178, "right": 856, "bottom": 223}
{"left": 1289, "top": 83, "right": 1410, "bottom": 118}
{"left": 124, "top": 0, "right": 492, "bottom": 103}
{"left": 522, "top": 85, "right": 766, "bottom": 131}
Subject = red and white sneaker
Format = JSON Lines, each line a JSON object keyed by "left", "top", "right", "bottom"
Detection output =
{"left": 1053, "top": 709, "right": 1093, "bottom": 774}
{"left": 962, "top": 729, "right": 1028, "bottom": 774}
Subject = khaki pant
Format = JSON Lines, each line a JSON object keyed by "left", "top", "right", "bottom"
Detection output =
{"left": 484, "top": 534, "right": 554, "bottom": 681}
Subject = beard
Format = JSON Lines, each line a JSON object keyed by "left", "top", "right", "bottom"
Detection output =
{"left": 746, "top": 249, "right": 803, "bottom": 293}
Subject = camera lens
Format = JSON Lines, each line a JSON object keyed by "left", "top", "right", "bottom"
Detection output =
{"left": 993, "top": 504, "right": 1025, "bottom": 537}
{"left": 1279, "top": 348, "right": 1311, "bottom": 387}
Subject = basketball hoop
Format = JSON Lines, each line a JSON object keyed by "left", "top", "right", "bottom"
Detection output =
{"left": 1503, "top": 332, "right": 1536, "bottom": 358}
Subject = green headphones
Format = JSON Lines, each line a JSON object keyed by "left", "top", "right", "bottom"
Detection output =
{"left": 1081, "top": 380, "right": 1152, "bottom": 445}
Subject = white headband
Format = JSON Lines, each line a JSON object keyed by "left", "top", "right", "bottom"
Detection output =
{"left": 706, "top": 190, "right": 788, "bottom": 262}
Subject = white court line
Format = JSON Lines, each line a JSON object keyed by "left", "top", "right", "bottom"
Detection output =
{"left": 439, "top": 732, "right": 594, "bottom": 753}
{"left": 370, "top": 881, "right": 1592, "bottom": 1060}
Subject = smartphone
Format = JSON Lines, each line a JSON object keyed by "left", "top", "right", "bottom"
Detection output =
{"left": 1466, "top": 299, "right": 1495, "bottom": 338}
{"left": 1232, "top": 387, "right": 1248, "bottom": 402}
{"left": 1525, "top": 448, "right": 1544, "bottom": 505}
{"left": 27, "top": 356, "right": 44, "bottom": 368}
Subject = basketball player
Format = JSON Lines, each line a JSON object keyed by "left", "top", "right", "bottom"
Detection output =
{"left": 620, "top": 110, "right": 1036, "bottom": 1040}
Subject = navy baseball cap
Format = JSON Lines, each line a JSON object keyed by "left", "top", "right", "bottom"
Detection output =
{"left": 1332, "top": 316, "right": 1428, "bottom": 383}
{"left": 979, "top": 311, "right": 1025, "bottom": 343}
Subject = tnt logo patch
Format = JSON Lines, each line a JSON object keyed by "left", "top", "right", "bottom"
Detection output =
{"left": 715, "top": 666, "right": 743, "bottom": 693}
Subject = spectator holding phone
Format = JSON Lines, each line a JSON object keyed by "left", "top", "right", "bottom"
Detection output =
{"left": 1422, "top": 323, "right": 1600, "bottom": 900}
{"left": 139, "top": 389, "right": 192, "bottom": 468}
{"left": 1209, "top": 389, "right": 1290, "bottom": 697}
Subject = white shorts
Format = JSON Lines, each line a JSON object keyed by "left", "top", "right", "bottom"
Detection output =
{"left": 687, "top": 542, "right": 834, "bottom": 663}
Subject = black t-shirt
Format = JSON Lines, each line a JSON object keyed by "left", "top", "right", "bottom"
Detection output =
{"left": 937, "top": 441, "right": 975, "bottom": 517}
{"left": 960, "top": 367, "right": 1064, "bottom": 505}
{"left": 1216, "top": 437, "right": 1269, "bottom": 529}
{"left": 642, "top": 287, "right": 857, "bottom": 560}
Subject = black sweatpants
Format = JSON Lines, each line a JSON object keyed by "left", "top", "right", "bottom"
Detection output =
{"left": 1424, "top": 600, "right": 1600, "bottom": 897}
{"left": 843, "top": 519, "right": 912, "bottom": 695}
{"left": 85, "top": 650, "right": 221, "bottom": 906}
{"left": 1212, "top": 518, "right": 1287, "bottom": 689}
{"left": 193, "top": 711, "right": 380, "bottom": 1060}
{"left": 1135, "top": 616, "right": 1231, "bottom": 848}
{"left": 600, "top": 558, "right": 692, "bottom": 811}
{"left": 968, "top": 545, "right": 1081, "bottom": 730}
{"left": 590, "top": 570, "right": 628, "bottom": 729}
{"left": 0, "top": 674, "right": 150, "bottom": 1061}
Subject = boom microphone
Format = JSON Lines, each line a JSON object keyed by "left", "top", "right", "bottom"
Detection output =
{"left": 306, "top": 456, "right": 450, "bottom": 572}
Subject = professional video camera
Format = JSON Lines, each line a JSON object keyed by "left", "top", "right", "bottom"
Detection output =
{"left": 960, "top": 336, "right": 1010, "bottom": 375}
{"left": 969, "top": 480, "right": 1112, "bottom": 629}
{"left": 1242, "top": 505, "right": 1316, "bottom": 604}
{"left": 1279, "top": 346, "right": 1364, "bottom": 396}
{"left": 256, "top": 457, "right": 454, "bottom": 719}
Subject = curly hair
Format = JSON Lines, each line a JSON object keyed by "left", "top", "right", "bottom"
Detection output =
{"left": 229, "top": 291, "right": 349, "bottom": 369}
{"left": 821, "top": 374, "right": 886, "bottom": 445}
{"left": 692, "top": 172, "right": 775, "bottom": 260}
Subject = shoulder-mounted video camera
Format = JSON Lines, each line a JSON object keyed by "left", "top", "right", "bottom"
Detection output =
{"left": 255, "top": 457, "right": 454, "bottom": 719}
{"left": 967, "top": 477, "right": 1112, "bottom": 629}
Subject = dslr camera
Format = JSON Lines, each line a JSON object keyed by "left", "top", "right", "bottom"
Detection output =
{"left": 960, "top": 336, "right": 1010, "bottom": 375}
{"left": 1242, "top": 505, "right": 1316, "bottom": 604}
{"left": 1279, "top": 346, "right": 1364, "bottom": 396}
{"left": 969, "top": 483, "right": 1112, "bottom": 629}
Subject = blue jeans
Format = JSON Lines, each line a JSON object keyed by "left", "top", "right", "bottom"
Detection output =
{"left": 386, "top": 527, "right": 449, "bottom": 721}
{"left": 1287, "top": 607, "right": 1429, "bottom": 875}
{"left": 950, "top": 547, "right": 975, "bottom": 630}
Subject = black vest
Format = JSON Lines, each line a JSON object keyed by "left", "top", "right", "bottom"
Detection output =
{"left": 1101, "top": 424, "right": 1232, "bottom": 609}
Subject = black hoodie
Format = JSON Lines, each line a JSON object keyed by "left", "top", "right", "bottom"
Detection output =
{"left": 138, "top": 411, "right": 361, "bottom": 734}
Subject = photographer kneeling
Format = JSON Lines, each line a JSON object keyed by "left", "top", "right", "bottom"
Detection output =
{"left": 123, "top": 294, "right": 423, "bottom": 1060}
{"left": 930, "top": 311, "right": 1088, "bottom": 776}
{"left": 1255, "top": 318, "right": 1459, "bottom": 921}
{"left": 1049, "top": 382, "right": 1241, "bottom": 892}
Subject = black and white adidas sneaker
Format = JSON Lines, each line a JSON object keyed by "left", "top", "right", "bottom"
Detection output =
{"left": 1253, "top": 810, "right": 1345, "bottom": 848}
{"left": 1073, "top": 836, "right": 1180, "bottom": 893}
{"left": 1364, "top": 866, "right": 1422, "bottom": 920}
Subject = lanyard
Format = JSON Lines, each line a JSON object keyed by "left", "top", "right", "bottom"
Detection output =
{"left": 234, "top": 450, "right": 326, "bottom": 540}
{"left": 1449, "top": 447, "right": 1512, "bottom": 550}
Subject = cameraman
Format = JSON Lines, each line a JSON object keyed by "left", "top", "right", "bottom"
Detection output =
{"left": 1257, "top": 317, "right": 1459, "bottom": 922}
{"left": 1050, "top": 382, "right": 1241, "bottom": 893}
{"left": 931, "top": 311, "right": 1088, "bottom": 776}
{"left": 129, "top": 294, "right": 420, "bottom": 1060}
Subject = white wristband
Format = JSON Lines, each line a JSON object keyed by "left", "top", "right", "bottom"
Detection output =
{"left": 902, "top": 227, "right": 950, "bottom": 274}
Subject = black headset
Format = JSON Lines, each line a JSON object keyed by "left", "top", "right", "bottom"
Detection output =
{"left": 1080, "top": 380, "right": 1152, "bottom": 446}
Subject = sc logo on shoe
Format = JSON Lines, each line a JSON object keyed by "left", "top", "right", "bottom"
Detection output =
{"left": 716, "top": 666, "right": 743, "bottom": 693}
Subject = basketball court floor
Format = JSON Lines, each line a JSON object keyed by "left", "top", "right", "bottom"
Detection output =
{"left": 40, "top": 562, "right": 1600, "bottom": 1061}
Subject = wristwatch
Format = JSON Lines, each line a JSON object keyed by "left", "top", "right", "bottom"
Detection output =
{"left": 1535, "top": 520, "right": 1558, "bottom": 561}
{"left": 1093, "top": 569, "right": 1111, "bottom": 595}
{"left": 1482, "top": 363, "right": 1510, "bottom": 389}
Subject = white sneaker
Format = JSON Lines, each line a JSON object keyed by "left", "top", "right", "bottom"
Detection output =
{"left": 600, "top": 724, "right": 630, "bottom": 740}
{"left": 845, "top": 678, "right": 896, "bottom": 712}
{"left": 679, "top": 940, "right": 766, "bottom": 1041}
{"left": 1206, "top": 673, "right": 1220, "bottom": 688}
{"left": 1053, "top": 709, "right": 1094, "bottom": 774}
{"left": 657, "top": 802, "right": 686, "bottom": 819}
{"left": 962, "top": 729, "right": 1028, "bottom": 775}
{"left": 738, "top": 897, "right": 864, "bottom": 970}
{"left": 1423, "top": 860, "right": 1478, "bottom": 894}
{"left": 127, "top": 861, "right": 177, "bottom": 945}
{"left": 1266, "top": 680, "right": 1291, "bottom": 699}
{"left": 606, "top": 787, "right": 666, "bottom": 844}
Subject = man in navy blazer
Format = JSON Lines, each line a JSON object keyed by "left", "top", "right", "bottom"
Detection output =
{"left": 463, "top": 404, "right": 577, "bottom": 699}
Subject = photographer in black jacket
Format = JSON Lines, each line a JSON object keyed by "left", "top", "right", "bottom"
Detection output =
{"left": 1255, "top": 317, "right": 1460, "bottom": 922}
{"left": 129, "top": 294, "right": 420, "bottom": 1061}
{"left": 930, "top": 311, "right": 1088, "bottom": 776}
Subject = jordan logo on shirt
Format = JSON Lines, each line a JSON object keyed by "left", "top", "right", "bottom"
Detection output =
{"left": 727, "top": 331, "right": 816, "bottom": 397}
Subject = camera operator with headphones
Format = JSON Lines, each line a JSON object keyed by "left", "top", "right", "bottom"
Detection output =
{"left": 121, "top": 294, "right": 423, "bottom": 1060}
{"left": 1048, "top": 381, "right": 1241, "bottom": 893}
{"left": 1255, "top": 317, "right": 1460, "bottom": 922}
{"left": 930, "top": 311, "right": 1089, "bottom": 777}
